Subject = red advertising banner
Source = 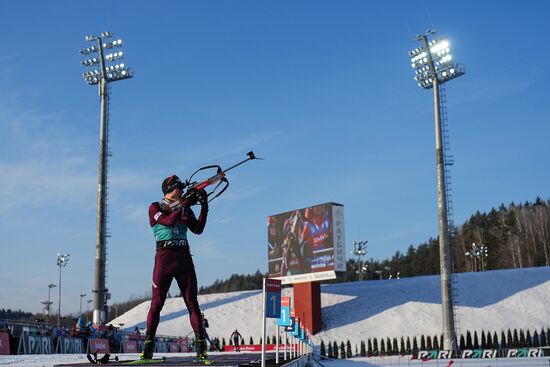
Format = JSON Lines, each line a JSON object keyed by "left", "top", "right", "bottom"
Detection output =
{"left": 224, "top": 344, "right": 297, "bottom": 352}
{"left": 169, "top": 343, "right": 179, "bottom": 353}
{"left": 0, "top": 332, "right": 10, "bottom": 355}
{"left": 89, "top": 338, "right": 110, "bottom": 354}
{"left": 177, "top": 338, "right": 189, "bottom": 352}
{"left": 281, "top": 297, "right": 291, "bottom": 307}
{"left": 266, "top": 278, "right": 281, "bottom": 293}
{"left": 123, "top": 341, "right": 137, "bottom": 353}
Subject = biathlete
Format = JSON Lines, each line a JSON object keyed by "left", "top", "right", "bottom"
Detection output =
{"left": 141, "top": 175, "right": 209, "bottom": 362}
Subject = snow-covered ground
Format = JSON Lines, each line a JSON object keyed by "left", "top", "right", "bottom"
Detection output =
{"left": 111, "top": 266, "right": 550, "bottom": 344}
{"left": 2, "top": 353, "right": 550, "bottom": 367}
{"left": 2, "top": 266, "right": 549, "bottom": 367}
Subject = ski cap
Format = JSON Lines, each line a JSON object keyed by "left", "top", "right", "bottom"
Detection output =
{"left": 162, "top": 175, "right": 183, "bottom": 194}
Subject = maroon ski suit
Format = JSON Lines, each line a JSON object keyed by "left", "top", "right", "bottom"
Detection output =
{"left": 146, "top": 202, "right": 208, "bottom": 338}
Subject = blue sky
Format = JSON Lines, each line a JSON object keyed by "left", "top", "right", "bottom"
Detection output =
{"left": 0, "top": 1, "right": 549, "bottom": 315}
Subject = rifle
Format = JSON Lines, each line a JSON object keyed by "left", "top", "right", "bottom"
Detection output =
{"left": 182, "top": 151, "right": 260, "bottom": 205}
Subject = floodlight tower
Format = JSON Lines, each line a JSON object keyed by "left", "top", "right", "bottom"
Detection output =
{"left": 408, "top": 29, "right": 465, "bottom": 351}
{"left": 351, "top": 240, "right": 368, "bottom": 280}
{"left": 80, "top": 31, "right": 133, "bottom": 325}
{"left": 56, "top": 253, "right": 70, "bottom": 326}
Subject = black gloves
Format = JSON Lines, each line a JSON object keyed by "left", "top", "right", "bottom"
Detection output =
{"left": 197, "top": 189, "right": 209, "bottom": 206}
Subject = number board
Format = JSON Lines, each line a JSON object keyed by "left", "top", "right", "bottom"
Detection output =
{"left": 276, "top": 297, "right": 291, "bottom": 326}
{"left": 292, "top": 318, "right": 301, "bottom": 337}
{"left": 265, "top": 278, "right": 281, "bottom": 318}
{"left": 284, "top": 317, "right": 295, "bottom": 332}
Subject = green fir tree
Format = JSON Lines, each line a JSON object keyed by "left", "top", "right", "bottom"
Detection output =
{"left": 346, "top": 340, "right": 352, "bottom": 358}
{"left": 333, "top": 341, "right": 339, "bottom": 358}
{"left": 360, "top": 340, "right": 366, "bottom": 357}
{"left": 519, "top": 329, "right": 526, "bottom": 347}
{"left": 320, "top": 340, "right": 326, "bottom": 358}
{"left": 380, "top": 339, "right": 386, "bottom": 355}
{"left": 420, "top": 335, "right": 426, "bottom": 350}
{"left": 368, "top": 339, "right": 373, "bottom": 356}
{"left": 513, "top": 329, "right": 519, "bottom": 348}
{"left": 327, "top": 341, "right": 333, "bottom": 359}
{"left": 473, "top": 331, "right": 480, "bottom": 349}
{"left": 340, "top": 341, "right": 346, "bottom": 359}
{"left": 466, "top": 331, "right": 473, "bottom": 349}
{"left": 540, "top": 328, "right": 547, "bottom": 347}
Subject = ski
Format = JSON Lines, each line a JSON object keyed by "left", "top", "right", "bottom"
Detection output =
{"left": 122, "top": 357, "right": 167, "bottom": 365}
{"left": 192, "top": 358, "right": 213, "bottom": 365}
{"left": 85, "top": 352, "right": 166, "bottom": 365}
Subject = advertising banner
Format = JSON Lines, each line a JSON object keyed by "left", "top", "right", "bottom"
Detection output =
{"left": 88, "top": 338, "right": 110, "bottom": 354}
{"left": 56, "top": 337, "right": 84, "bottom": 354}
{"left": 268, "top": 202, "right": 345, "bottom": 284}
{"left": 123, "top": 341, "right": 138, "bottom": 353}
{"left": 17, "top": 335, "right": 53, "bottom": 354}
{"left": 169, "top": 343, "right": 180, "bottom": 353}
{"left": 0, "top": 332, "right": 9, "bottom": 355}
{"left": 224, "top": 344, "right": 295, "bottom": 352}
{"left": 155, "top": 342, "right": 169, "bottom": 353}
{"left": 177, "top": 338, "right": 189, "bottom": 352}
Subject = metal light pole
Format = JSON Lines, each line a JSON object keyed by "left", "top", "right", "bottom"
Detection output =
{"left": 41, "top": 283, "right": 56, "bottom": 324}
{"left": 409, "top": 29, "right": 465, "bottom": 352}
{"left": 87, "top": 299, "right": 93, "bottom": 323}
{"left": 80, "top": 32, "right": 132, "bottom": 325}
{"left": 80, "top": 293, "right": 87, "bottom": 315}
{"left": 351, "top": 240, "right": 368, "bottom": 280}
{"left": 473, "top": 243, "right": 488, "bottom": 271}
{"left": 56, "top": 253, "right": 70, "bottom": 326}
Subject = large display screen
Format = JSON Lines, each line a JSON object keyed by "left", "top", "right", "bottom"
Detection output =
{"left": 267, "top": 202, "right": 345, "bottom": 284}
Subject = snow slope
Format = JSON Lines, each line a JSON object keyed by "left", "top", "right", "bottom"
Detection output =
{"left": 111, "top": 267, "right": 550, "bottom": 344}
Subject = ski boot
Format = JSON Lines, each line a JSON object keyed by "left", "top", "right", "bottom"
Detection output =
{"left": 195, "top": 332, "right": 211, "bottom": 364}
{"left": 140, "top": 337, "right": 155, "bottom": 360}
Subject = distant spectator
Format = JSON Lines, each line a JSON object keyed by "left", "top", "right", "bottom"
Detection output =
{"left": 231, "top": 330, "right": 243, "bottom": 352}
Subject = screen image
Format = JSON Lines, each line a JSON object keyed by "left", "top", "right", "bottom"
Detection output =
{"left": 268, "top": 202, "right": 345, "bottom": 284}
